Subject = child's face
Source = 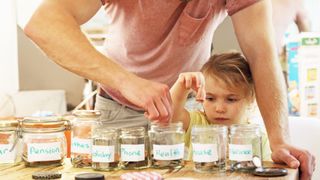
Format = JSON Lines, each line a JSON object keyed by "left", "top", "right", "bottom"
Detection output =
{"left": 203, "top": 76, "right": 252, "bottom": 126}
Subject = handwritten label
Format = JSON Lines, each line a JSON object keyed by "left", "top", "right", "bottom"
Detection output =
{"left": 153, "top": 143, "right": 184, "bottom": 160}
{"left": 28, "top": 142, "right": 61, "bottom": 162}
{"left": 121, "top": 144, "right": 144, "bottom": 162}
{"left": 92, "top": 145, "right": 115, "bottom": 163}
{"left": 0, "top": 144, "right": 17, "bottom": 163}
{"left": 71, "top": 138, "right": 92, "bottom": 154}
{"left": 192, "top": 143, "right": 218, "bottom": 162}
{"left": 229, "top": 144, "right": 252, "bottom": 161}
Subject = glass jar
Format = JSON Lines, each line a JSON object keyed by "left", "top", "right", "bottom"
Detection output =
{"left": 71, "top": 110, "right": 101, "bottom": 168}
{"left": 0, "top": 120, "right": 21, "bottom": 165}
{"left": 148, "top": 122, "right": 185, "bottom": 169}
{"left": 21, "top": 117, "right": 67, "bottom": 167}
{"left": 92, "top": 127, "right": 119, "bottom": 171}
{"left": 120, "top": 127, "right": 149, "bottom": 169}
{"left": 229, "top": 124, "right": 262, "bottom": 172}
{"left": 191, "top": 125, "right": 227, "bottom": 173}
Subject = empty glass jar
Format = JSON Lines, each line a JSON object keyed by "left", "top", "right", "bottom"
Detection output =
{"left": 191, "top": 125, "right": 228, "bottom": 173}
{"left": 71, "top": 110, "right": 101, "bottom": 168}
{"left": 0, "top": 120, "right": 21, "bottom": 165}
{"left": 148, "top": 122, "right": 185, "bottom": 169}
{"left": 21, "top": 117, "right": 67, "bottom": 167}
{"left": 229, "top": 124, "right": 262, "bottom": 172}
{"left": 92, "top": 127, "right": 119, "bottom": 171}
{"left": 120, "top": 127, "right": 149, "bottom": 169}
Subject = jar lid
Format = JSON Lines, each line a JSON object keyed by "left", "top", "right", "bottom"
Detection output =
{"left": 22, "top": 117, "right": 66, "bottom": 132}
{"left": 0, "top": 120, "right": 19, "bottom": 128}
{"left": 72, "top": 110, "right": 101, "bottom": 118}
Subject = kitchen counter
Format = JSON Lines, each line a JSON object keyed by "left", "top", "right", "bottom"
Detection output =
{"left": 0, "top": 160, "right": 298, "bottom": 180}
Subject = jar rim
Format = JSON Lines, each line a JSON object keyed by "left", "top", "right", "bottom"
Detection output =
{"left": 22, "top": 117, "right": 66, "bottom": 132}
{"left": 120, "top": 126, "right": 145, "bottom": 136}
{"left": 150, "top": 122, "right": 184, "bottom": 132}
{"left": 72, "top": 110, "right": 101, "bottom": 118}
{"left": 230, "top": 124, "right": 260, "bottom": 132}
{"left": 96, "top": 127, "right": 119, "bottom": 134}
{"left": 191, "top": 124, "right": 228, "bottom": 133}
{"left": 0, "top": 119, "right": 19, "bottom": 129}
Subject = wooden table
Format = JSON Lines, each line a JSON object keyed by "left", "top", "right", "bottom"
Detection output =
{"left": 0, "top": 160, "right": 298, "bottom": 180}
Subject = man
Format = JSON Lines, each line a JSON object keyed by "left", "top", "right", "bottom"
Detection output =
{"left": 24, "top": 0, "right": 315, "bottom": 179}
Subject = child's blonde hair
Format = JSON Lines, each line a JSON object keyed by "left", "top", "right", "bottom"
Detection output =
{"left": 200, "top": 52, "right": 254, "bottom": 98}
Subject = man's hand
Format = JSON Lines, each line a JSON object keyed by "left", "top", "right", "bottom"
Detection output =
{"left": 271, "top": 143, "right": 316, "bottom": 180}
{"left": 118, "top": 74, "right": 173, "bottom": 123}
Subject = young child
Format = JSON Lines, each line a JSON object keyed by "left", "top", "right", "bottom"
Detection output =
{"left": 170, "top": 52, "right": 271, "bottom": 160}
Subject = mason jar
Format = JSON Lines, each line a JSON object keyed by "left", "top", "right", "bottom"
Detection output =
{"left": 229, "top": 124, "right": 262, "bottom": 172}
{"left": 148, "top": 122, "right": 185, "bottom": 169}
{"left": 0, "top": 120, "right": 21, "bottom": 165}
{"left": 21, "top": 117, "right": 67, "bottom": 167}
{"left": 71, "top": 110, "right": 101, "bottom": 168}
{"left": 92, "top": 127, "right": 119, "bottom": 171}
{"left": 120, "top": 127, "right": 149, "bottom": 169}
{"left": 191, "top": 125, "right": 228, "bottom": 173}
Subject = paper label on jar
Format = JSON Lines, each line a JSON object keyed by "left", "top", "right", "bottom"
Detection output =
{"left": 0, "top": 144, "right": 17, "bottom": 163}
{"left": 192, "top": 143, "right": 218, "bottom": 162}
{"left": 71, "top": 138, "right": 92, "bottom": 154}
{"left": 92, "top": 145, "right": 115, "bottom": 163}
{"left": 153, "top": 143, "right": 184, "bottom": 160}
{"left": 229, "top": 144, "right": 253, "bottom": 161}
{"left": 121, "top": 144, "right": 144, "bottom": 162}
{"left": 28, "top": 142, "right": 61, "bottom": 162}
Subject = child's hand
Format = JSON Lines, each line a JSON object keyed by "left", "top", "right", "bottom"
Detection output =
{"left": 178, "top": 72, "right": 206, "bottom": 102}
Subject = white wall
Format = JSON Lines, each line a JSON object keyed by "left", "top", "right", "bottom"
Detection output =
{"left": 16, "top": 0, "right": 41, "bottom": 28}
{"left": 15, "top": 0, "right": 85, "bottom": 108}
{"left": 0, "top": 0, "right": 19, "bottom": 93}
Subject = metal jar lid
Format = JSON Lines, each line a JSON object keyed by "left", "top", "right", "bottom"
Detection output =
{"left": 21, "top": 116, "right": 66, "bottom": 133}
{"left": 0, "top": 120, "right": 19, "bottom": 130}
{"left": 72, "top": 110, "right": 101, "bottom": 118}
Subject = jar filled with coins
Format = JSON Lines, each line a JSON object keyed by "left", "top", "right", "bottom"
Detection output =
{"left": 92, "top": 127, "right": 120, "bottom": 171}
{"left": 21, "top": 117, "right": 67, "bottom": 167}
{"left": 119, "top": 127, "right": 149, "bottom": 169}
{"left": 71, "top": 110, "right": 101, "bottom": 168}
{"left": 0, "top": 119, "right": 21, "bottom": 165}
{"left": 191, "top": 125, "right": 227, "bottom": 172}
{"left": 229, "top": 124, "right": 262, "bottom": 172}
{"left": 148, "top": 122, "right": 185, "bottom": 169}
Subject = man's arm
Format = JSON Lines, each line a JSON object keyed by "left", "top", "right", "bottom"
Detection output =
{"left": 230, "top": 1, "right": 315, "bottom": 179}
{"left": 231, "top": 0, "right": 288, "bottom": 149}
{"left": 24, "top": 0, "right": 172, "bottom": 122}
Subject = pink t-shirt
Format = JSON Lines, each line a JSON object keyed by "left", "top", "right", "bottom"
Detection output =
{"left": 100, "top": 0, "right": 258, "bottom": 110}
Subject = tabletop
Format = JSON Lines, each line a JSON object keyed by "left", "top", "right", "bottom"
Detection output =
{"left": 0, "top": 160, "right": 298, "bottom": 180}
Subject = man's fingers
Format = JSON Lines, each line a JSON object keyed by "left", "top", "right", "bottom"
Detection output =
{"left": 185, "top": 75, "right": 192, "bottom": 89}
{"left": 272, "top": 148, "right": 300, "bottom": 168}
{"left": 155, "top": 97, "right": 170, "bottom": 123}
{"left": 145, "top": 100, "right": 159, "bottom": 120}
{"left": 145, "top": 96, "right": 171, "bottom": 123}
{"left": 161, "top": 92, "right": 172, "bottom": 122}
{"left": 289, "top": 148, "right": 315, "bottom": 180}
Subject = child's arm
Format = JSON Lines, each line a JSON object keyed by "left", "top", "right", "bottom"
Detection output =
{"left": 170, "top": 72, "right": 205, "bottom": 130}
